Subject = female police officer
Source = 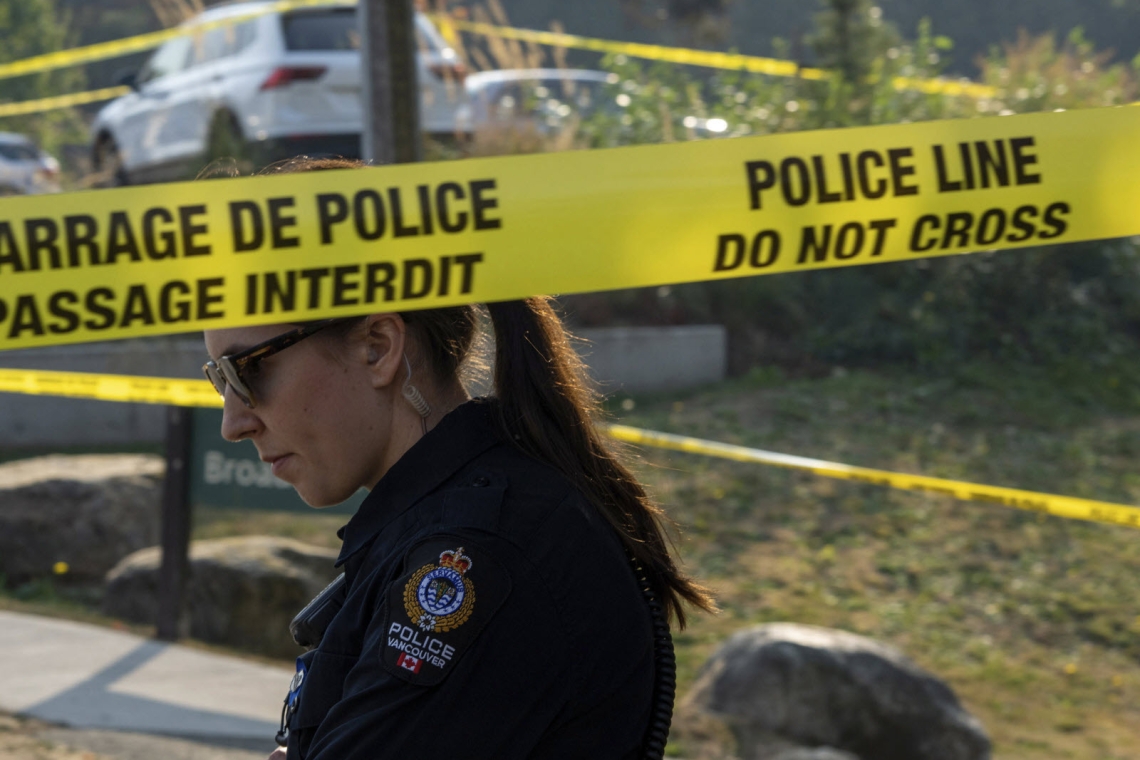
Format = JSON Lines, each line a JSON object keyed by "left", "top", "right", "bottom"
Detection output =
{"left": 202, "top": 160, "right": 713, "bottom": 759}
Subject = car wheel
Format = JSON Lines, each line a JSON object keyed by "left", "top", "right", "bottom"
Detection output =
{"left": 93, "top": 137, "right": 127, "bottom": 188}
{"left": 203, "top": 110, "right": 252, "bottom": 175}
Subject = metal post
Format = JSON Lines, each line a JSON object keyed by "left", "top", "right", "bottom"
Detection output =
{"left": 360, "top": 0, "right": 423, "bottom": 164}
{"left": 156, "top": 406, "right": 193, "bottom": 641}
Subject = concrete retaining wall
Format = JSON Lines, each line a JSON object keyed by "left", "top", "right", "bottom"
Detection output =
{"left": 0, "top": 337, "right": 204, "bottom": 448}
{"left": 0, "top": 325, "right": 725, "bottom": 448}
{"left": 574, "top": 325, "right": 726, "bottom": 393}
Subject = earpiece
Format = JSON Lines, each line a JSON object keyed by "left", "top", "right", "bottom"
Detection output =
{"left": 402, "top": 354, "right": 432, "bottom": 421}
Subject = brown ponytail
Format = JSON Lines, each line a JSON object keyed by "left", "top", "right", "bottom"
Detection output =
{"left": 486, "top": 298, "right": 714, "bottom": 627}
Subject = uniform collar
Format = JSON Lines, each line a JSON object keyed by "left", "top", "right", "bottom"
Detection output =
{"left": 336, "top": 399, "right": 500, "bottom": 567}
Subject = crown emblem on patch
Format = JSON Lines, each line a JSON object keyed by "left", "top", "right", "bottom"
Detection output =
{"left": 403, "top": 546, "right": 476, "bottom": 632}
{"left": 439, "top": 547, "right": 472, "bottom": 573}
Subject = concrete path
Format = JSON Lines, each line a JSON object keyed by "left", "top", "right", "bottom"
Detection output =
{"left": 0, "top": 610, "right": 291, "bottom": 755}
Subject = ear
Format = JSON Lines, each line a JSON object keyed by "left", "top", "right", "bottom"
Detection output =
{"left": 359, "top": 313, "right": 406, "bottom": 389}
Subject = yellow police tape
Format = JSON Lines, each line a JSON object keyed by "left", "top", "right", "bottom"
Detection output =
{"left": 1, "top": 365, "right": 1136, "bottom": 530}
{"left": 0, "top": 367, "right": 221, "bottom": 408}
{"left": 0, "top": 1, "right": 991, "bottom": 103}
{"left": 607, "top": 425, "right": 1140, "bottom": 530}
{"left": 0, "top": 86, "right": 130, "bottom": 119}
{"left": 445, "top": 17, "right": 826, "bottom": 81}
{"left": 0, "top": 0, "right": 350, "bottom": 82}
{"left": 0, "top": 105, "right": 1137, "bottom": 351}
{"left": 442, "top": 17, "right": 998, "bottom": 100}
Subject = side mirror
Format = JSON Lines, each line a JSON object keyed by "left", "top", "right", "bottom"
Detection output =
{"left": 115, "top": 69, "right": 139, "bottom": 91}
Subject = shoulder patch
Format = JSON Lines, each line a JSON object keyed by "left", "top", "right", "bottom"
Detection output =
{"left": 381, "top": 538, "right": 511, "bottom": 686}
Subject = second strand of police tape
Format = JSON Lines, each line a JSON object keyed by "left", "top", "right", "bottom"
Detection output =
{"left": 0, "top": 366, "right": 1136, "bottom": 532}
{"left": 0, "top": 3, "right": 991, "bottom": 118}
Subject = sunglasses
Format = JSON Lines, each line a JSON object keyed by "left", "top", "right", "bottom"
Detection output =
{"left": 203, "top": 318, "right": 350, "bottom": 408}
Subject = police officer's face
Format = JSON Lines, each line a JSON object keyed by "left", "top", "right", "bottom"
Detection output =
{"left": 204, "top": 320, "right": 408, "bottom": 507}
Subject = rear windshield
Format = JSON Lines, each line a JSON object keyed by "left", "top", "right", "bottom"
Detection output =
{"left": 282, "top": 9, "right": 360, "bottom": 51}
{"left": 282, "top": 9, "right": 440, "bottom": 52}
{"left": 0, "top": 143, "right": 39, "bottom": 162}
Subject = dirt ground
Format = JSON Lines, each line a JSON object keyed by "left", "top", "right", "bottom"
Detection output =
{"left": 0, "top": 713, "right": 111, "bottom": 760}
{"left": 0, "top": 713, "right": 266, "bottom": 760}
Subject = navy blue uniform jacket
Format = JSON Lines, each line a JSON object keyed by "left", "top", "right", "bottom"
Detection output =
{"left": 286, "top": 399, "right": 655, "bottom": 759}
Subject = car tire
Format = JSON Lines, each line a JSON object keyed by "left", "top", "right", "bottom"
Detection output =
{"left": 93, "top": 137, "right": 127, "bottom": 188}
{"left": 203, "top": 110, "right": 252, "bottom": 175}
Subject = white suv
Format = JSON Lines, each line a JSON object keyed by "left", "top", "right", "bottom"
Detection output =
{"left": 91, "top": 1, "right": 468, "bottom": 185}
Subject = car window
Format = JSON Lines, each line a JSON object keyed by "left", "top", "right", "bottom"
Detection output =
{"left": 282, "top": 9, "right": 360, "bottom": 50}
{"left": 189, "top": 20, "right": 256, "bottom": 66}
{"left": 282, "top": 9, "right": 436, "bottom": 52}
{"left": 137, "top": 36, "right": 192, "bottom": 84}
{"left": 549, "top": 79, "right": 606, "bottom": 110}
{"left": 233, "top": 20, "right": 258, "bottom": 53}
{"left": 0, "top": 143, "right": 39, "bottom": 162}
{"left": 489, "top": 83, "right": 523, "bottom": 108}
{"left": 481, "top": 78, "right": 606, "bottom": 115}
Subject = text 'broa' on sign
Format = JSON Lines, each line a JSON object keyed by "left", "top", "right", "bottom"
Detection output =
{"left": 0, "top": 105, "right": 1139, "bottom": 351}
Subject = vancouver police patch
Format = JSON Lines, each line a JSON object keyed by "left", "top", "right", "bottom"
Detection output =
{"left": 403, "top": 547, "right": 475, "bottom": 632}
{"left": 382, "top": 537, "right": 510, "bottom": 686}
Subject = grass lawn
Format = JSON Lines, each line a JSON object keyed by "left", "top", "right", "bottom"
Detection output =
{"left": 614, "top": 363, "right": 1140, "bottom": 759}
{"left": 4, "top": 361, "right": 1139, "bottom": 758}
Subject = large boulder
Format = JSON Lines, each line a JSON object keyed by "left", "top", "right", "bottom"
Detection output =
{"left": 0, "top": 455, "right": 163, "bottom": 584}
{"left": 103, "top": 536, "right": 340, "bottom": 658}
{"left": 686, "top": 623, "right": 991, "bottom": 760}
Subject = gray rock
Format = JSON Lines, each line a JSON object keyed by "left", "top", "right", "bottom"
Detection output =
{"left": 687, "top": 623, "right": 991, "bottom": 760}
{"left": 103, "top": 536, "right": 340, "bottom": 658}
{"left": 0, "top": 455, "right": 163, "bottom": 584}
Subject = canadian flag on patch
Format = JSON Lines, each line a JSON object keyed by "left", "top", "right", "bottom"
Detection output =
{"left": 397, "top": 653, "right": 423, "bottom": 674}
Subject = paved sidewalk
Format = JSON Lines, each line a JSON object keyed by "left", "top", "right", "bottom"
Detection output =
{"left": 0, "top": 610, "right": 290, "bottom": 753}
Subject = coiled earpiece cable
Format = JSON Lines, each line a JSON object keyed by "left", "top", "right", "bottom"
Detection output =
{"left": 402, "top": 354, "right": 432, "bottom": 434}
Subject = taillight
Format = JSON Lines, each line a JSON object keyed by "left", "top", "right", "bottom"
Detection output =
{"left": 260, "top": 66, "right": 328, "bottom": 90}
{"left": 429, "top": 61, "right": 467, "bottom": 83}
